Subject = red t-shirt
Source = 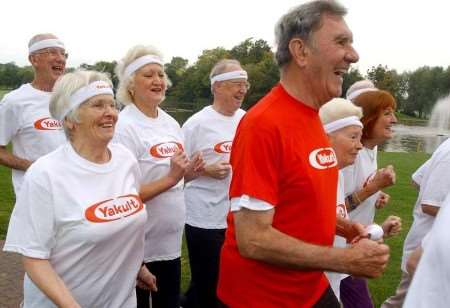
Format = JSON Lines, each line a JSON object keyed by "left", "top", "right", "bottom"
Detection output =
{"left": 217, "top": 84, "right": 338, "bottom": 307}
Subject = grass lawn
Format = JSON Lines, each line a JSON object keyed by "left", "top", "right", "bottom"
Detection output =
{"left": 0, "top": 151, "right": 430, "bottom": 304}
{"left": 0, "top": 89, "right": 10, "bottom": 100}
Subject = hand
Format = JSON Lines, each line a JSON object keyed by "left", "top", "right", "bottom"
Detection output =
{"left": 375, "top": 192, "right": 390, "bottom": 209}
{"left": 344, "top": 222, "right": 368, "bottom": 244}
{"left": 167, "top": 149, "right": 189, "bottom": 183}
{"left": 204, "top": 161, "right": 231, "bottom": 179}
{"left": 382, "top": 215, "right": 402, "bottom": 238}
{"left": 370, "top": 165, "right": 396, "bottom": 190}
{"left": 136, "top": 265, "right": 157, "bottom": 292}
{"left": 346, "top": 239, "right": 390, "bottom": 278}
{"left": 186, "top": 151, "right": 205, "bottom": 177}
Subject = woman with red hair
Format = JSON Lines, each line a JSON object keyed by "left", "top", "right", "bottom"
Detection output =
{"left": 340, "top": 85, "right": 402, "bottom": 307}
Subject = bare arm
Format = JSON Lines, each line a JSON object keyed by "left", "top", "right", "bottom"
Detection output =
{"left": 233, "top": 208, "right": 389, "bottom": 277}
{"left": 0, "top": 145, "right": 32, "bottom": 171}
{"left": 22, "top": 257, "right": 80, "bottom": 308}
{"left": 421, "top": 204, "right": 439, "bottom": 217}
{"left": 346, "top": 165, "right": 396, "bottom": 212}
{"left": 406, "top": 246, "right": 423, "bottom": 275}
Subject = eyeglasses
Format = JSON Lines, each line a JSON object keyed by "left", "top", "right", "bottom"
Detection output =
{"left": 32, "top": 48, "right": 69, "bottom": 59}
{"left": 224, "top": 81, "right": 251, "bottom": 90}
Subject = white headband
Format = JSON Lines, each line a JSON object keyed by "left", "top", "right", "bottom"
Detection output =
{"left": 324, "top": 116, "right": 363, "bottom": 134}
{"left": 29, "top": 39, "right": 65, "bottom": 54}
{"left": 124, "top": 55, "right": 164, "bottom": 78}
{"left": 347, "top": 88, "right": 377, "bottom": 101}
{"left": 58, "top": 81, "right": 114, "bottom": 121}
{"left": 210, "top": 70, "right": 248, "bottom": 85}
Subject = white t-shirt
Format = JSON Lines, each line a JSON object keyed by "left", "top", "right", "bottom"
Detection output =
{"left": 342, "top": 146, "right": 380, "bottom": 225}
{"left": 401, "top": 138, "right": 450, "bottom": 271}
{"left": 182, "top": 105, "right": 245, "bottom": 229}
{"left": 3, "top": 143, "right": 146, "bottom": 308}
{"left": 114, "top": 104, "right": 185, "bottom": 262}
{"left": 326, "top": 171, "right": 349, "bottom": 299}
{"left": 0, "top": 84, "right": 66, "bottom": 194}
{"left": 403, "top": 192, "right": 450, "bottom": 308}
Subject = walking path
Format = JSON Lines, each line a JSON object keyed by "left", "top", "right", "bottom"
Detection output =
{"left": 0, "top": 240, "right": 23, "bottom": 308}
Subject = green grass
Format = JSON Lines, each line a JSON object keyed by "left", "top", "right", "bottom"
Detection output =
{"left": 0, "top": 151, "right": 430, "bottom": 302}
{"left": 0, "top": 89, "right": 10, "bottom": 100}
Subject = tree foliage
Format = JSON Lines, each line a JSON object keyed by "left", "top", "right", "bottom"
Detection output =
{"left": 1, "top": 40, "right": 449, "bottom": 119}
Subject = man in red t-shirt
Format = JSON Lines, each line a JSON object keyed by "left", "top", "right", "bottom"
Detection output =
{"left": 217, "top": 1, "right": 390, "bottom": 307}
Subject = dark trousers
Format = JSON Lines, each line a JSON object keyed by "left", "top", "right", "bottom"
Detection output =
{"left": 217, "top": 286, "right": 339, "bottom": 308}
{"left": 340, "top": 276, "right": 374, "bottom": 308}
{"left": 137, "top": 258, "right": 181, "bottom": 308}
{"left": 313, "top": 286, "right": 340, "bottom": 308}
{"left": 183, "top": 224, "right": 226, "bottom": 308}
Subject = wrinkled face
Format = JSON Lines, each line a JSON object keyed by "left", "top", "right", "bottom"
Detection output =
{"left": 329, "top": 125, "right": 363, "bottom": 169}
{"left": 131, "top": 63, "right": 167, "bottom": 106}
{"left": 306, "top": 14, "right": 359, "bottom": 105}
{"left": 29, "top": 47, "right": 67, "bottom": 85}
{"left": 371, "top": 107, "right": 397, "bottom": 143}
{"left": 74, "top": 94, "right": 118, "bottom": 144}
{"left": 214, "top": 65, "right": 249, "bottom": 113}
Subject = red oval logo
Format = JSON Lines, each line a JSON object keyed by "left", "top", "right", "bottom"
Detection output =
{"left": 34, "top": 117, "right": 63, "bottom": 130}
{"left": 85, "top": 194, "right": 144, "bottom": 223}
{"left": 214, "top": 141, "right": 232, "bottom": 153}
{"left": 149, "top": 142, "right": 183, "bottom": 158}
{"left": 308, "top": 147, "right": 337, "bottom": 170}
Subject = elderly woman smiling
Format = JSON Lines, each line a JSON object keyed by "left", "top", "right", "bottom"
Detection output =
{"left": 114, "top": 45, "right": 203, "bottom": 308}
{"left": 4, "top": 70, "right": 156, "bottom": 308}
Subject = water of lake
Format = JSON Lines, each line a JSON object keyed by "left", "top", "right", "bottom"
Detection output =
{"left": 381, "top": 122, "right": 450, "bottom": 153}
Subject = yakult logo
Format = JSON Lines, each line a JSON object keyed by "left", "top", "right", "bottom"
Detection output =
{"left": 150, "top": 142, "right": 183, "bottom": 158}
{"left": 308, "top": 147, "right": 337, "bottom": 170}
{"left": 34, "top": 117, "right": 63, "bottom": 130}
{"left": 214, "top": 141, "right": 232, "bottom": 153}
{"left": 85, "top": 194, "right": 144, "bottom": 223}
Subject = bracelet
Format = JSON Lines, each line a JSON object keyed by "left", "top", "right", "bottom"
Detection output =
{"left": 346, "top": 192, "right": 361, "bottom": 211}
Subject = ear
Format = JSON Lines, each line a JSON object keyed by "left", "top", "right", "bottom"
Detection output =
{"left": 288, "top": 38, "right": 310, "bottom": 68}
{"left": 28, "top": 54, "right": 37, "bottom": 66}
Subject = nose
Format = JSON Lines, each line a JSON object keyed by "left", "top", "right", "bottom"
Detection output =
{"left": 346, "top": 45, "right": 359, "bottom": 64}
{"left": 356, "top": 138, "right": 363, "bottom": 150}
{"left": 391, "top": 112, "right": 398, "bottom": 123}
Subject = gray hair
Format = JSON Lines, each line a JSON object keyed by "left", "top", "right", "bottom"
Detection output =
{"left": 50, "top": 70, "right": 113, "bottom": 138}
{"left": 28, "top": 33, "right": 59, "bottom": 49}
{"left": 209, "top": 59, "right": 243, "bottom": 93}
{"left": 274, "top": 0, "right": 347, "bottom": 68}
{"left": 319, "top": 97, "right": 362, "bottom": 126}
{"left": 115, "top": 45, "right": 172, "bottom": 105}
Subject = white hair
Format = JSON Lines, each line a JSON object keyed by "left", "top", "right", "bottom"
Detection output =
{"left": 346, "top": 79, "right": 376, "bottom": 101}
{"left": 209, "top": 59, "right": 243, "bottom": 93}
{"left": 319, "top": 97, "right": 363, "bottom": 126}
{"left": 115, "top": 45, "right": 172, "bottom": 105}
{"left": 50, "top": 69, "right": 112, "bottom": 138}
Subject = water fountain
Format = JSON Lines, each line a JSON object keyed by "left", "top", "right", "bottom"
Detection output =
{"left": 424, "top": 94, "right": 450, "bottom": 153}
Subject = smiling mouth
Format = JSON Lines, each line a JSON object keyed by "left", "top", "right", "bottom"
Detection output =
{"left": 52, "top": 65, "right": 64, "bottom": 74}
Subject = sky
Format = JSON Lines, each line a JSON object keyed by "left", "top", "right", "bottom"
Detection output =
{"left": 1, "top": 0, "right": 449, "bottom": 74}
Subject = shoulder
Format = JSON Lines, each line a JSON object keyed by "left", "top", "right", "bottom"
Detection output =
{"left": 159, "top": 108, "right": 181, "bottom": 129}
{"left": 0, "top": 84, "right": 32, "bottom": 107}
{"left": 25, "top": 145, "right": 66, "bottom": 182}
{"left": 182, "top": 107, "right": 210, "bottom": 130}
{"left": 110, "top": 143, "right": 138, "bottom": 162}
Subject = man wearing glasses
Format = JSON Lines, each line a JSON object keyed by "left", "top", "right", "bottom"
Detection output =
{"left": 181, "top": 59, "right": 248, "bottom": 308}
{"left": 0, "top": 33, "right": 67, "bottom": 195}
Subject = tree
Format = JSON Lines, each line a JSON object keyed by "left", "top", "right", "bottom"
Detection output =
{"left": 342, "top": 67, "right": 363, "bottom": 98}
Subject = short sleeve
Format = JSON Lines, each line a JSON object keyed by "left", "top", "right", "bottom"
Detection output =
{"left": 181, "top": 122, "right": 195, "bottom": 157}
{"left": 229, "top": 123, "right": 281, "bottom": 206}
{"left": 421, "top": 159, "right": 450, "bottom": 208}
{"left": 3, "top": 171, "right": 55, "bottom": 258}
{"left": 0, "top": 97, "right": 20, "bottom": 146}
